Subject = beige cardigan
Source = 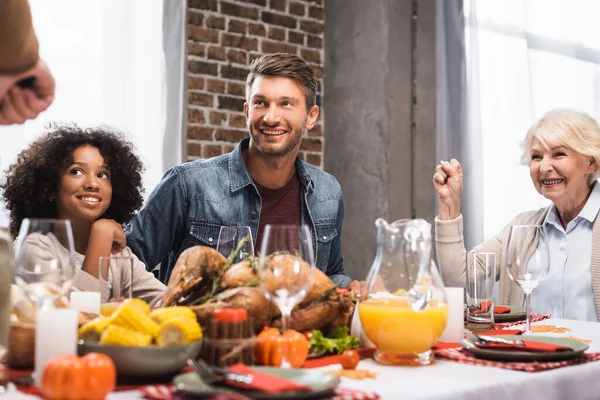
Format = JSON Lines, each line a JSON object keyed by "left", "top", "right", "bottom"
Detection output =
{"left": 21, "top": 233, "right": 165, "bottom": 307}
{"left": 435, "top": 208, "right": 600, "bottom": 317}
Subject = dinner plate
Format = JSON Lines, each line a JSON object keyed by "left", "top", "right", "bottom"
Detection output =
{"left": 461, "top": 335, "right": 588, "bottom": 362}
{"left": 174, "top": 366, "right": 340, "bottom": 399}
{"left": 464, "top": 304, "right": 527, "bottom": 323}
{"left": 494, "top": 305, "right": 527, "bottom": 323}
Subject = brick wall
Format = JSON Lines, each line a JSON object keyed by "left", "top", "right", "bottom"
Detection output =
{"left": 186, "top": 0, "right": 325, "bottom": 167}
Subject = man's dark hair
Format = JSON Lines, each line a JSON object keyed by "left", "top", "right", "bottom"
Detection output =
{"left": 245, "top": 52, "right": 317, "bottom": 110}
{"left": 1, "top": 124, "right": 145, "bottom": 238}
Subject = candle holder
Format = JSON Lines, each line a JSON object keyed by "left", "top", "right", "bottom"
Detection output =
{"left": 200, "top": 311, "right": 256, "bottom": 367}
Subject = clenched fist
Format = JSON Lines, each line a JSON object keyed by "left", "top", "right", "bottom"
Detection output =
{"left": 432, "top": 159, "right": 463, "bottom": 220}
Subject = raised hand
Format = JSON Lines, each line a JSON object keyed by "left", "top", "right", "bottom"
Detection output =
{"left": 432, "top": 159, "right": 463, "bottom": 220}
{"left": 82, "top": 219, "right": 126, "bottom": 279}
{"left": 91, "top": 219, "right": 127, "bottom": 255}
{"left": 0, "top": 59, "right": 55, "bottom": 125}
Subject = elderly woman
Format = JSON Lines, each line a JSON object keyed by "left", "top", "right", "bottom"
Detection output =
{"left": 433, "top": 108, "right": 600, "bottom": 321}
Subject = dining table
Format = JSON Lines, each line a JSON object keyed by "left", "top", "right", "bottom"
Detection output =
{"left": 5, "top": 317, "right": 600, "bottom": 400}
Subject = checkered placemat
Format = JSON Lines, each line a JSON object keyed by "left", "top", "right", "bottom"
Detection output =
{"left": 141, "top": 384, "right": 380, "bottom": 400}
{"left": 434, "top": 347, "right": 600, "bottom": 372}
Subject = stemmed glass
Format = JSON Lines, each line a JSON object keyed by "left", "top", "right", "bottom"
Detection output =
{"left": 258, "top": 224, "right": 315, "bottom": 368}
{"left": 505, "top": 225, "right": 550, "bottom": 332}
{"left": 216, "top": 226, "right": 254, "bottom": 262}
{"left": 13, "top": 218, "right": 76, "bottom": 384}
{"left": 13, "top": 218, "right": 76, "bottom": 309}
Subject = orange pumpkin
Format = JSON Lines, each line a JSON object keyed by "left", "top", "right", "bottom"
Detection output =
{"left": 254, "top": 327, "right": 309, "bottom": 368}
{"left": 41, "top": 353, "right": 116, "bottom": 400}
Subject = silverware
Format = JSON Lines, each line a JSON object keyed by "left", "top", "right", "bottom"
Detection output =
{"left": 187, "top": 358, "right": 254, "bottom": 385}
{"left": 464, "top": 330, "right": 525, "bottom": 346}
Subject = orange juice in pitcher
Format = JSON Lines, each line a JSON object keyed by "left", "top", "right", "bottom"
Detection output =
{"left": 359, "top": 298, "right": 448, "bottom": 356}
{"left": 359, "top": 218, "right": 448, "bottom": 366}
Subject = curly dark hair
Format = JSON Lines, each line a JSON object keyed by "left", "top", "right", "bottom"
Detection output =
{"left": 1, "top": 124, "right": 145, "bottom": 238}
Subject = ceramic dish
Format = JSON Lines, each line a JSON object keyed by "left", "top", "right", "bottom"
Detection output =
{"left": 78, "top": 340, "right": 203, "bottom": 377}
{"left": 494, "top": 305, "right": 527, "bottom": 323}
{"left": 174, "top": 366, "right": 340, "bottom": 399}
{"left": 461, "top": 335, "right": 588, "bottom": 362}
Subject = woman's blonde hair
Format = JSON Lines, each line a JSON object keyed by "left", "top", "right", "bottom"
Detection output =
{"left": 520, "top": 108, "right": 600, "bottom": 184}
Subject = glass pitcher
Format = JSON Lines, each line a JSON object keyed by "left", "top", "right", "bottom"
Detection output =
{"left": 358, "top": 218, "right": 448, "bottom": 366}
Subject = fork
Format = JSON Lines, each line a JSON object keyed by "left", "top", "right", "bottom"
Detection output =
{"left": 187, "top": 358, "right": 254, "bottom": 385}
{"left": 464, "top": 329, "right": 525, "bottom": 346}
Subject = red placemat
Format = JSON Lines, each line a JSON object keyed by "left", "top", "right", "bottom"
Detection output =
{"left": 433, "top": 347, "right": 600, "bottom": 372}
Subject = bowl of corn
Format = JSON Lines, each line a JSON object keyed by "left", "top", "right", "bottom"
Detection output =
{"left": 78, "top": 299, "right": 203, "bottom": 377}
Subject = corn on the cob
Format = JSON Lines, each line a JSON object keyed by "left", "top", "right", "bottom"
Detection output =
{"left": 110, "top": 301, "right": 160, "bottom": 337}
{"left": 123, "top": 298, "right": 151, "bottom": 315}
{"left": 100, "top": 325, "right": 152, "bottom": 346}
{"left": 151, "top": 306, "right": 197, "bottom": 324}
{"left": 78, "top": 317, "right": 112, "bottom": 342}
{"left": 99, "top": 303, "right": 120, "bottom": 317}
{"left": 156, "top": 318, "right": 203, "bottom": 346}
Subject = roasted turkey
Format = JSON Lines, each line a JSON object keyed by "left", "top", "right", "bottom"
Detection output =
{"left": 162, "top": 246, "right": 353, "bottom": 333}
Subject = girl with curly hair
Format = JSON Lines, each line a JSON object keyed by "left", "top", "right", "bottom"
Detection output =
{"left": 1, "top": 125, "right": 165, "bottom": 306}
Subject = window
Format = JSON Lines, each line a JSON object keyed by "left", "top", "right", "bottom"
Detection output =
{"left": 466, "top": 0, "right": 600, "bottom": 238}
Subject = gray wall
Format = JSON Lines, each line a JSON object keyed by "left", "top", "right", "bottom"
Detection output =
{"left": 324, "top": 0, "right": 437, "bottom": 282}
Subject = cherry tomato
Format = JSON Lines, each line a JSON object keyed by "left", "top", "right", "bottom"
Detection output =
{"left": 340, "top": 350, "right": 360, "bottom": 370}
{"left": 304, "top": 331, "right": 314, "bottom": 341}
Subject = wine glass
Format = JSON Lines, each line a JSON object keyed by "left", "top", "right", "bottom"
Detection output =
{"left": 258, "top": 224, "right": 315, "bottom": 368}
{"left": 505, "top": 225, "right": 550, "bottom": 332}
{"left": 216, "top": 226, "right": 254, "bottom": 262}
{"left": 13, "top": 218, "right": 76, "bottom": 310}
{"left": 13, "top": 218, "right": 76, "bottom": 384}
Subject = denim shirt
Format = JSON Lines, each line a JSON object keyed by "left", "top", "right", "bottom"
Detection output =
{"left": 126, "top": 138, "right": 351, "bottom": 287}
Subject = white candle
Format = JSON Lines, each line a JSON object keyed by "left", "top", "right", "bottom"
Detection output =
{"left": 70, "top": 291, "right": 101, "bottom": 314}
{"left": 439, "top": 287, "right": 464, "bottom": 343}
{"left": 34, "top": 308, "right": 77, "bottom": 386}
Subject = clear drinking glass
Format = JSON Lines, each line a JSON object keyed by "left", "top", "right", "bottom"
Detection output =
{"left": 216, "top": 226, "right": 254, "bottom": 262}
{"left": 258, "top": 224, "right": 315, "bottom": 368}
{"left": 13, "top": 218, "right": 75, "bottom": 310}
{"left": 466, "top": 252, "right": 496, "bottom": 332}
{"left": 505, "top": 225, "right": 550, "bottom": 332}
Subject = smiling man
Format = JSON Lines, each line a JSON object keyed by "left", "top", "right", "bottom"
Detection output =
{"left": 127, "top": 53, "right": 360, "bottom": 293}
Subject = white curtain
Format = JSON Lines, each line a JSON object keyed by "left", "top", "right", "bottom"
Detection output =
{"left": 0, "top": 0, "right": 186, "bottom": 228}
{"left": 465, "top": 0, "right": 600, "bottom": 241}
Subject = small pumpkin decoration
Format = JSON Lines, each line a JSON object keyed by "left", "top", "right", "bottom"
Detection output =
{"left": 41, "top": 353, "right": 117, "bottom": 400}
{"left": 254, "top": 327, "right": 309, "bottom": 368}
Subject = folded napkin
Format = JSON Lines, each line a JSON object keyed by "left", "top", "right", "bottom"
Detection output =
{"left": 475, "top": 340, "right": 572, "bottom": 352}
{"left": 226, "top": 363, "right": 311, "bottom": 393}
{"left": 474, "top": 300, "right": 511, "bottom": 314}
